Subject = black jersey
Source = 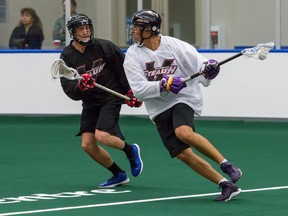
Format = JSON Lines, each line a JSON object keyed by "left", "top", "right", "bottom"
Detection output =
{"left": 60, "top": 38, "right": 131, "bottom": 109}
{"left": 9, "top": 25, "right": 44, "bottom": 49}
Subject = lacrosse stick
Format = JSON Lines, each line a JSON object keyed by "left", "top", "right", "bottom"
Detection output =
{"left": 182, "top": 42, "right": 274, "bottom": 83}
{"left": 51, "top": 59, "right": 130, "bottom": 101}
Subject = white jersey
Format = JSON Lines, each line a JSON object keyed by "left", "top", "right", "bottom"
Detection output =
{"left": 124, "top": 35, "right": 211, "bottom": 121}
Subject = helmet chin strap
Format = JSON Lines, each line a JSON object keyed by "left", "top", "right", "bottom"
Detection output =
{"left": 74, "top": 34, "right": 92, "bottom": 46}
{"left": 137, "top": 30, "right": 153, "bottom": 47}
{"left": 72, "top": 29, "right": 93, "bottom": 46}
{"left": 77, "top": 39, "right": 92, "bottom": 46}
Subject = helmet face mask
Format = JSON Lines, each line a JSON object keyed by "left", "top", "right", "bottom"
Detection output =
{"left": 67, "top": 14, "right": 94, "bottom": 45}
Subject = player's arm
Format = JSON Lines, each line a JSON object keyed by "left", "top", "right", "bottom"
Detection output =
{"left": 58, "top": 56, "right": 93, "bottom": 100}
{"left": 98, "top": 39, "right": 131, "bottom": 92}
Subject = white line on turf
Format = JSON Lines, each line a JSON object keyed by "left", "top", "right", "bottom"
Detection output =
{"left": 0, "top": 185, "right": 288, "bottom": 216}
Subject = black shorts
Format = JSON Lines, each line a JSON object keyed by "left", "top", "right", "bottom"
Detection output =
{"left": 77, "top": 104, "right": 125, "bottom": 140}
{"left": 154, "top": 103, "right": 195, "bottom": 158}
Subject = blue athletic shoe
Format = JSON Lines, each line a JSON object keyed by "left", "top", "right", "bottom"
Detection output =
{"left": 220, "top": 162, "right": 242, "bottom": 183}
{"left": 215, "top": 181, "right": 241, "bottom": 202}
{"left": 129, "top": 144, "right": 143, "bottom": 177}
{"left": 99, "top": 172, "right": 130, "bottom": 188}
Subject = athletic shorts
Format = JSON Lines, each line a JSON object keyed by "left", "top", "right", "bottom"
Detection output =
{"left": 77, "top": 104, "right": 125, "bottom": 140}
{"left": 154, "top": 103, "right": 195, "bottom": 158}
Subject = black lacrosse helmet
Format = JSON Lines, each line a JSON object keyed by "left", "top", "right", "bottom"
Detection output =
{"left": 66, "top": 14, "right": 94, "bottom": 45}
{"left": 132, "top": 9, "right": 162, "bottom": 36}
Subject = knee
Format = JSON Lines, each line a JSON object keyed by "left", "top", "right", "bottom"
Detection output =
{"left": 95, "top": 130, "right": 109, "bottom": 145}
{"left": 176, "top": 149, "right": 191, "bottom": 162}
{"left": 82, "top": 140, "right": 95, "bottom": 152}
{"left": 175, "top": 126, "right": 194, "bottom": 145}
{"left": 175, "top": 129, "right": 190, "bottom": 144}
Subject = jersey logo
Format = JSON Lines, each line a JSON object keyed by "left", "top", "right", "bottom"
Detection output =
{"left": 76, "top": 59, "right": 106, "bottom": 80}
{"left": 144, "top": 59, "right": 178, "bottom": 81}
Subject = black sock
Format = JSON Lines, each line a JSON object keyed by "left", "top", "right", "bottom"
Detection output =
{"left": 123, "top": 142, "right": 133, "bottom": 159}
{"left": 108, "top": 162, "right": 124, "bottom": 176}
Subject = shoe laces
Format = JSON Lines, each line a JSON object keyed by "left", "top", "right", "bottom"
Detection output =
{"left": 222, "top": 162, "right": 234, "bottom": 173}
{"left": 218, "top": 181, "right": 230, "bottom": 190}
{"left": 109, "top": 172, "right": 125, "bottom": 181}
{"left": 106, "top": 176, "right": 115, "bottom": 183}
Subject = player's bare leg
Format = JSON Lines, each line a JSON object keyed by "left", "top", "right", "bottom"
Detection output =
{"left": 177, "top": 148, "right": 224, "bottom": 184}
{"left": 95, "top": 129, "right": 125, "bottom": 150}
{"left": 81, "top": 132, "right": 130, "bottom": 188}
{"left": 177, "top": 147, "right": 241, "bottom": 201}
{"left": 175, "top": 125, "right": 242, "bottom": 184}
{"left": 81, "top": 132, "right": 113, "bottom": 168}
{"left": 175, "top": 125, "right": 224, "bottom": 163}
{"left": 95, "top": 129, "right": 143, "bottom": 177}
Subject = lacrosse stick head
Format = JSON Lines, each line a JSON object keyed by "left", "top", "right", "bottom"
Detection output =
{"left": 51, "top": 59, "right": 82, "bottom": 80}
{"left": 241, "top": 42, "right": 274, "bottom": 60}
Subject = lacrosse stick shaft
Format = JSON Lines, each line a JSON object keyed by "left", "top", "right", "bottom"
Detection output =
{"left": 219, "top": 52, "right": 243, "bottom": 66}
{"left": 182, "top": 52, "right": 243, "bottom": 83}
{"left": 94, "top": 83, "right": 130, "bottom": 101}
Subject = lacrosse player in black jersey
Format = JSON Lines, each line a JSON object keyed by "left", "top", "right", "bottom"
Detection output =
{"left": 58, "top": 14, "right": 143, "bottom": 188}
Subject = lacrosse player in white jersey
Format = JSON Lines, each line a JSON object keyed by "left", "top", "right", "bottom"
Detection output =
{"left": 124, "top": 9, "right": 242, "bottom": 202}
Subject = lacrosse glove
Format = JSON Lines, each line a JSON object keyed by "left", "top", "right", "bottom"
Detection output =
{"left": 202, "top": 59, "right": 220, "bottom": 80}
{"left": 78, "top": 73, "right": 96, "bottom": 91}
{"left": 160, "top": 74, "right": 185, "bottom": 94}
{"left": 125, "top": 90, "right": 143, "bottom": 108}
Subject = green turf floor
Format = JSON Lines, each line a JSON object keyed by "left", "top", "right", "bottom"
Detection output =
{"left": 0, "top": 115, "right": 288, "bottom": 215}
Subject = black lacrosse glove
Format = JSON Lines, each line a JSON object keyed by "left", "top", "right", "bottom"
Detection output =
{"left": 125, "top": 90, "right": 143, "bottom": 108}
{"left": 202, "top": 59, "right": 220, "bottom": 80}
